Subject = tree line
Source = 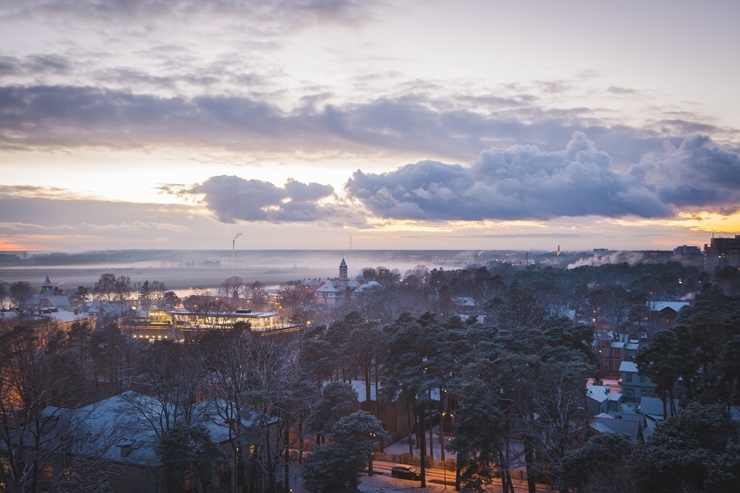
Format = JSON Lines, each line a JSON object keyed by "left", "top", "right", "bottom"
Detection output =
{"left": 1, "top": 259, "right": 740, "bottom": 492}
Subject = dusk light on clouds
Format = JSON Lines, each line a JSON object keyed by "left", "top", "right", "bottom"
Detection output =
{"left": 2, "top": 0, "right": 740, "bottom": 252}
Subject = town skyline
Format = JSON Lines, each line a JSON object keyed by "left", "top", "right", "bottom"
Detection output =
{"left": 3, "top": 1, "right": 740, "bottom": 253}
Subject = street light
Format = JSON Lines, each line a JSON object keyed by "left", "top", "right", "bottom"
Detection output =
{"left": 368, "top": 432, "right": 376, "bottom": 476}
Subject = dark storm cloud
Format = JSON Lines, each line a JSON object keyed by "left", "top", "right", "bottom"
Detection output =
{"left": 0, "top": 82, "right": 732, "bottom": 177}
{"left": 648, "top": 135, "right": 740, "bottom": 212}
{"left": 0, "top": 86, "right": 284, "bottom": 148}
{"left": 187, "top": 175, "right": 345, "bottom": 223}
{"left": 346, "top": 132, "right": 685, "bottom": 221}
{"left": 0, "top": 83, "right": 575, "bottom": 158}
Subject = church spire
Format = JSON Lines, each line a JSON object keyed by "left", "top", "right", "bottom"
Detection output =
{"left": 339, "top": 258, "right": 348, "bottom": 287}
{"left": 41, "top": 275, "right": 54, "bottom": 293}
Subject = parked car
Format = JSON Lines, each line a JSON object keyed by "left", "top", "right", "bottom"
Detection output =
{"left": 391, "top": 465, "right": 421, "bottom": 480}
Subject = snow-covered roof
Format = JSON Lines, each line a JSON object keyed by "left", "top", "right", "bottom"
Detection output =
{"left": 28, "top": 294, "right": 72, "bottom": 309}
{"left": 586, "top": 385, "right": 621, "bottom": 404}
{"left": 300, "top": 278, "right": 324, "bottom": 287}
{"left": 619, "top": 361, "right": 638, "bottom": 373}
{"left": 590, "top": 415, "right": 642, "bottom": 441}
{"left": 649, "top": 301, "right": 690, "bottom": 313}
{"left": 87, "top": 300, "right": 136, "bottom": 315}
{"left": 56, "top": 391, "right": 274, "bottom": 468}
{"left": 586, "top": 385, "right": 610, "bottom": 403}
{"left": 452, "top": 296, "right": 476, "bottom": 307}
{"left": 44, "top": 309, "right": 88, "bottom": 324}
{"left": 608, "top": 412, "right": 647, "bottom": 426}
{"left": 639, "top": 396, "right": 679, "bottom": 418}
{"left": 353, "top": 281, "right": 383, "bottom": 295}
{"left": 0, "top": 310, "right": 19, "bottom": 322}
{"left": 315, "top": 280, "right": 341, "bottom": 294}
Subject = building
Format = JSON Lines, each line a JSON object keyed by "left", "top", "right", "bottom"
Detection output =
{"left": 619, "top": 361, "right": 657, "bottom": 402}
{"left": 705, "top": 234, "right": 740, "bottom": 272}
{"left": 648, "top": 301, "right": 690, "bottom": 326}
{"left": 585, "top": 384, "right": 622, "bottom": 415}
{"left": 313, "top": 258, "right": 366, "bottom": 306}
{"left": 596, "top": 338, "right": 624, "bottom": 379}
{"left": 673, "top": 245, "right": 701, "bottom": 255}
{"left": 5, "top": 391, "right": 282, "bottom": 493}
{"left": 313, "top": 279, "right": 345, "bottom": 305}
{"left": 8, "top": 276, "right": 88, "bottom": 330}
{"left": 589, "top": 414, "right": 645, "bottom": 442}
{"left": 123, "top": 308, "right": 302, "bottom": 341}
{"left": 25, "top": 276, "right": 75, "bottom": 312}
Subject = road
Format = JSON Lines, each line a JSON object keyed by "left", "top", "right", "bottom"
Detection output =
{"left": 357, "top": 460, "right": 550, "bottom": 493}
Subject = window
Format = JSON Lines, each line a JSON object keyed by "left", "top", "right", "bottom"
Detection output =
{"left": 40, "top": 465, "right": 53, "bottom": 482}
{"left": 183, "top": 470, "right": 199, "bottom": 493}
{"left": 0, "top": 457, "right": 8, "bottom": 491}
{"left": 625, "top": 373, "right": 633, "bottom": 383}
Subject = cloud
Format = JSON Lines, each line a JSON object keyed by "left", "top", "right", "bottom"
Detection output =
{"left": 0, "top": 192, "right": 226, "bottom": 250}
{"left": 346, "top": 132, "right": 740, "bottom": 222}
{"left": 647, "top": 135, "right": 740, "bottom": 213}
{"left": 0, "top": 54, "right": 71, "bottom": 77}
{"left": 186, "top": 175, "right": 351, "bottom": 223}
{"left": 0, "top": 85, "right": 286, "bottom": 149}
{"left": 84, "top": 221, "right": 190, "bottom": 233}
{"left": 0, "top": 185, "right": 86, "bottom": 200}
{"left": 2, "top": 0, "right": 375, "bottom": 27}
{"left": 0, "top": 221, "right": 72, "bottom": 231}
{"left": 0, "top": 193, "right": 197, "bottom": 232}
{"left": 0, "top": 82, "right": 684, "bottom": 167}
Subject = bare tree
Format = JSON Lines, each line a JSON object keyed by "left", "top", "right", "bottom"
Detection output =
{"left": 218, "top": 276, "right": 246, "bottom": 300}
{"left": 126, "top": 341, "right": 206, "bottom": 438}
{"left": 276, "top": 281, "right": 313, "bottom": 325}
{"left": 0, "top": 324, "right": 113, "bottom": 492}
{"left": 135, "top": 280, "right": 168, "bottom": 313}
{"left": 203, "top": 331, "right": 311, "bottom": 493}
{"left": 246, "top": 281, "right": 269, "bottom": 311}
{"left": 0, "top": 281, "right": 8, "bottom": 309}
{"left": 92, "top": 273, "right": 117, "bottom": 302}
{"left": 9, "top": 281, "right": 33, "bottom": 309}
{"left": 515, "top": 357, "right": 591, "bottom": 492}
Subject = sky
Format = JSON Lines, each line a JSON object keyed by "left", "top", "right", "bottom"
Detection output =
{"left": 2, "top": 0, "right": 740, "bottom": 253}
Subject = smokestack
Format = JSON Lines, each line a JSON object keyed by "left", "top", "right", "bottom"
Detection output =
{"left": 232, "top": 233, "right": 242, "bottom": 253}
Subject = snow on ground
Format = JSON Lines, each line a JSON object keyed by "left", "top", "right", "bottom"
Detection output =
{"left": 287, "top": 425, "right": 548, "bottom": 492}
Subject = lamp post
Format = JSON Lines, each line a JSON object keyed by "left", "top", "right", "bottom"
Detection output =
{"left": 368, "top": 432, "right": 376, "bottom": 476}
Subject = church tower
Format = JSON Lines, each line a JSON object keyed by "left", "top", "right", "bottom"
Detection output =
{"left": 41, "top": 275, "right": 54, "bottom": 294}
{"left": 339, "top": 258, "right": 348, "bottom": 288}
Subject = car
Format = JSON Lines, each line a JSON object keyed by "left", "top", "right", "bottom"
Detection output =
{"left": 391, "top": 465, "right": 421, "bottom": 480}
